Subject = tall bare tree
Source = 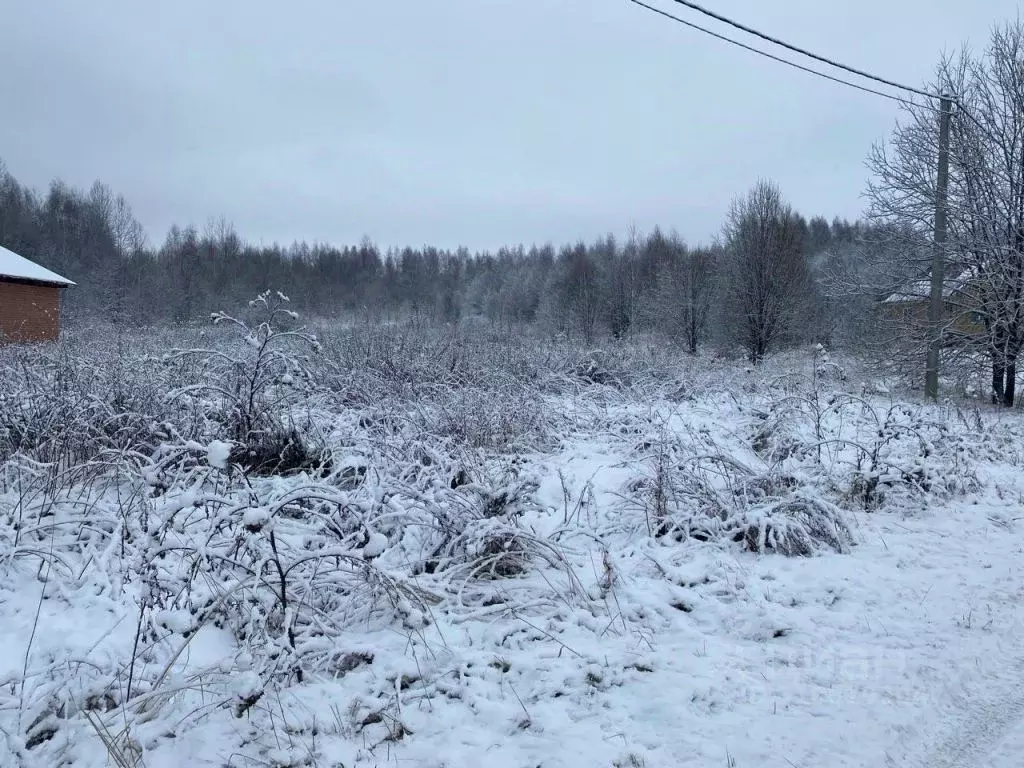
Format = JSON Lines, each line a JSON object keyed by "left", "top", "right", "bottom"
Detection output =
{"left": 601, "top": 233, "right": 637, "bottom": 339}
{"left": 868, "top": 21, "right": 1024, "bottom": 405}
{"left": 722, "top": 181, "right": 811, "bottom": 364}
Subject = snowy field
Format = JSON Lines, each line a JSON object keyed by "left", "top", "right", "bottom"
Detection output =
{"left": 2, "top": 300, "right": 1023, "bottom": 768}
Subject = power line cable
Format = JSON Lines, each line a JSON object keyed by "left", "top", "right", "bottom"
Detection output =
{"left": 664, "top": 0, "right": 936, "bottom": 99}
{"left": 628, "top": 0, "right": 925, "bottom": 107}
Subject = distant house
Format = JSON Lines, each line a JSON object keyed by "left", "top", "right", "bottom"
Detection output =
{"left": 0, "top": 245, "right": 75, "bottom": 342}
{"left": 881, "top": 268, "right": 985, "bottom": 338}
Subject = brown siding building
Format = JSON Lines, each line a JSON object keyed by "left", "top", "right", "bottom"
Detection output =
{"left": 880, "top": 269, "right": 986, "bottom": 339}
{"left": 0, "top": 246, "right": 74, "bottom": 343}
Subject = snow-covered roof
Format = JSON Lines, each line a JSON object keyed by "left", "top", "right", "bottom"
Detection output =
{"left": 882, "top": 269, "right": 973, "bottom": 304}
{"left": 0, "top": 245, "right": 74, "bottom": 286}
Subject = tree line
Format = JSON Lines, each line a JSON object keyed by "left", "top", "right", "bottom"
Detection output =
{"left": 0, "top": 161, "right": 900, "bottom": 361}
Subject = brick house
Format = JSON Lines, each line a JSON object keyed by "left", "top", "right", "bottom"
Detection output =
{"left": 0, "top": 245, "right": 74, "bottom": 342}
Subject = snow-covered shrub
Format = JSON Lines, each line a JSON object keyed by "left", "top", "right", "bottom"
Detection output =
{"left": 750, "top": 407, "right": 809, "bottom": 463}
{"left": 409, "top": 386, "right": 551, "bottom": 451}
{"left": 568, "top": 350, "right": 629, "bottom": 388}
{"left": 630, "top": 448, "right": 852, "bottom": 557}
{"left": 0, "top": 335, "right": 171, "bottom": 465}
{"left": 730, "top": 495, "right": 853, "bottom": 556}
{"left": 741, "top": 359, "right": 984, "bottom": 513}
{"left": 836, "top": 404, "right": 981, "bottom": 511}
{"left": 408, "top": 472, "right": 562, "bottom": 580}
{"left": 124, "top": 439, "right": 444, "bottom": 684}
{"left": 162, "top": 292, "right": 325, "bottom": 475}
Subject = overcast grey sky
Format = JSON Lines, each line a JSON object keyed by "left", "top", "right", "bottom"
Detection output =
{"left": 1, "top": 1, "right": 1019, "bottom": 251}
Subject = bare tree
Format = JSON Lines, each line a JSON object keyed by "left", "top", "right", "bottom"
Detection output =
{"left": 722, "top": 181, "right": 811, "bottom": 363}
{"left": 868, "top": 21, "right": 1024, "bottom": 405}
{"left": 679, "top": 247, "right": 716, "bottom": 354}
{"left": 653, "top": 240, "right": 716, "bottom": 354}
{"left": 553, "top": 241, "right": 603, "bottom": 345}
{"left": 601, "top": 233, "right": 637, "bottom": 339}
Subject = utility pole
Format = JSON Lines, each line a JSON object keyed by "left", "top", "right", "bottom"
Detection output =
{"left": 925, "top": 94, "right": 953, "bottom": 400}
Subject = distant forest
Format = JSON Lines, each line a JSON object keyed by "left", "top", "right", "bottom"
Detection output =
{"left": 0, "top": 161, "right": 909, "bottom": 354}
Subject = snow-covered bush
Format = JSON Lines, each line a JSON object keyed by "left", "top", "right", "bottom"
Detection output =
{"left": 0, "top": 335, "right": 171, "bottom": 465}
{"left": 730, "top": 495, "right": 853, "bottom": 556}
{"left": 625, "top": 350, "right": 991, "bottom": 557}
{"left": 162, "top": 292, "right": 325, "bottom": 474}
{"left": 629, "top": 443, "right": 853, "bottom": 556}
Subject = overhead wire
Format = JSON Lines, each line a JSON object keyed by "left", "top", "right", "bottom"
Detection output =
{"left": 628, "top": 0, "right": 928, "bottom": 108}
{"left": 664, "top": 0, "right": 937, "bottom": 99}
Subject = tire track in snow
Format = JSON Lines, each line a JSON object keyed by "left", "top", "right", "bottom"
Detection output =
{"left": 895, "top": 657, "right": 1024, "bottom": 768}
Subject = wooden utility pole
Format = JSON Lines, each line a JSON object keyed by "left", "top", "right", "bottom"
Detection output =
{"left": 925, "top": 94, "right": 953, "bottom": 400}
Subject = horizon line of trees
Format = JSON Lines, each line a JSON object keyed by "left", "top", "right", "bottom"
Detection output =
{"left": 1, "top": 161, "right": 904, "bottom": 362}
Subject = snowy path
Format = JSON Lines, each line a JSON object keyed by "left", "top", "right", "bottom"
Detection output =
{"left": 900, "top": 656, "right": 1024, "bottom": 768}
{"left": 986, "top": 717, "right": 1024, "bottom": 767}
{"left": 914, "top": 699, "right": 1024, "bottom": 768}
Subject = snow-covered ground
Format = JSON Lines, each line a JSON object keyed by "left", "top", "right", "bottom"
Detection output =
{"left": 1, "top": 315, "right": 1023, "bottom": 768}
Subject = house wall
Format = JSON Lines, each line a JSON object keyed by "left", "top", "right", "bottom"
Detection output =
{"left": 882, "top": 299, "right": 986, "bottom": 336}
{"left": 0, "top": 279, "right": 62, "bottom": 342}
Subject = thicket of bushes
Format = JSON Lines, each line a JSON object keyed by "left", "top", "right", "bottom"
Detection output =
{"left": 0, "top": 299, "right": 1007, "bottom": 767}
